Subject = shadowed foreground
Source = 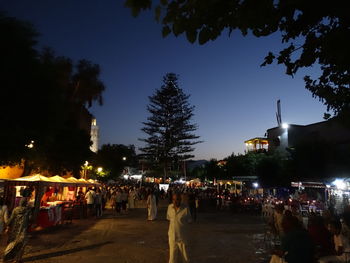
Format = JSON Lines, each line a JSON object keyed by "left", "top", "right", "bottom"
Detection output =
{"left": 1, "top": 207, "right": 267, "bottom": 263}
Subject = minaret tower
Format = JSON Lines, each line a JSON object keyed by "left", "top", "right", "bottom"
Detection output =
{"left": 90, "top": 118, "right": 99, "bottom": 152}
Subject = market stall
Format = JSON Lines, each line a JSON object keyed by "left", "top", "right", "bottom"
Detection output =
{"left": 291, "top": 181, "right": 327, "bottom": 213}
{"left": 3, "top": 174, "right": 99, "bottom": 229}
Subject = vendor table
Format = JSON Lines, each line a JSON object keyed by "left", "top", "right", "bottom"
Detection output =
{"left": 37, "top": 205, "right": 63, "bottom": 228}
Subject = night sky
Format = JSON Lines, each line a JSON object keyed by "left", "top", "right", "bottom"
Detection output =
{"left": 1, "top": 0, "right": 327, "bottom": 160}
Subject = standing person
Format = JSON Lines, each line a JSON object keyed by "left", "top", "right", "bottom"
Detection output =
{"left": 76, "top": 188, "right": 84, "bottom": 202}
{"left": 121, "top": 189, "right": 128, "bottom": 213}
{"left": 167, "top": 193, "right": 192, "bottom": 263}
{"left": 307, "top": 216, "right": 333, "bottom": 258}
{"left": 147, "top": 190, "right": 157, "bottom": 221}
{"left": 188, "top": 191, "right": 197, "bottom": 222}
{"left": 114, "top": 189, "right": 122, "bottom": 214}
{"left": 110, "top": 189, "right": 116, "bottom": 210}
{"left": 0, "top": 197, "right": 9, "bottom": 245}
{"left": 94, "top": 189, "right": 103, "bottom": 218}
{"left": 128, "top": 188, "right": 136, "bottom": 210}
{"left": 85, "top": 187, "right": 95, "bottom": 217}
{"left": 216, "top": 192, "right": 222, "bottom": 210}
{"left": 168, "top": 188, "right": 173, "bottom": 204}
{"left": 3, "top": 198, "right": 32, "bottom": 263}
{"left": 101, "top": 187, "right": 107, "bottom": 211}
{"left": 273, "top": 204, "right": 285, "bottom": 237}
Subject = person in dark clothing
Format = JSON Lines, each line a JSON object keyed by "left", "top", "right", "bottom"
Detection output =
{"left": 188, "top": 191, "right": 197, "bottom": 221}
{"left": 271, "top": 215, "right": 314, "bottom": 263}
{"left": 307, "top": 216, "right": 333, "bottom": 257}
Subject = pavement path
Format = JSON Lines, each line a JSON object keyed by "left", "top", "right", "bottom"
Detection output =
{"left": 1, "top": 207, "right": 269, "bottom": 263}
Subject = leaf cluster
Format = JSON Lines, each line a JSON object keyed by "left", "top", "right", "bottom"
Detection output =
{"left": 125, "top": 0, "right": 350, "bottom": 116}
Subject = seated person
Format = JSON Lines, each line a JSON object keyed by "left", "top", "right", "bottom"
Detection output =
{"left": 270, "top": 215, "right": 314, "bottom": 263}
{"left": 319, "top": 220, "right": 350, "bottom": 263}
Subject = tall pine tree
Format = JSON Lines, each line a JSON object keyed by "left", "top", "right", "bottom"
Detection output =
{"left": 140, "top": 73, "right": 201, "bottom": 180}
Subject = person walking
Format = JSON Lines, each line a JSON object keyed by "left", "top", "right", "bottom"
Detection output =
{"left": 85, "top": 187, "right": 95, "bottom": 217}
{"left": 147, "top": 190, "right": 157, "bottom": 221}
{"left": 114, "top": 189, "right": 122, "bottom": 214}
{"left": 3, "top": 198, "right": 32, "bottom": 263}
{"left": 167, "top": 193, "right": 192, "bottom": 263}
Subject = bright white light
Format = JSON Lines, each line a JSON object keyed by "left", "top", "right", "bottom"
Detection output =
{"left": 130, "top": 174, "right": 142, "bottom": 180}
{"left": 333, "top": 179, "right": 346, "bottom": 190}
{"left": 159, "top": 184, "right": 169, "bottom": 192}
{"left": 282, "top": 123, "right": 289, "bottom": 129}
{"left": 84, "top": 161, "right": 89, "bottom": 166}
{"left": 123, "top": 175, "right": 129, "bottom": 180}
{"left": 253, "top": 182, "right": 259, "bottom": 188}
{"left": 122, "top": 157, "right": 127, "bottom": 161}
{"left": 97, "top": 167, "right": 103, "bottom": 173}
{"left": 174, "top": 178, "right": 186, "bottom": 184}
{"left": 26, "top": 140, "right": 35, "bottom": 148}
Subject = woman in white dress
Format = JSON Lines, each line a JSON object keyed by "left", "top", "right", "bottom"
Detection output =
{"left": 147, "top": 190, "right": 157, "bottom": 221}
{"left": 128, "top": 188, "right": 136, "bottom": 209}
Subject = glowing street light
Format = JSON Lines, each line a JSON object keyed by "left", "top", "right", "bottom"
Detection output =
{"left": 282, "top": 123, "right": 289, "bottom": 129}
{"left": 122, "top": 157, "right": 127, "bottom": 161}
{"left": 97, "top": 167, "right": 103, "bottom": 173}
{"left": 333, "top": 179, "right": 346, "bottom": 190}
{"left": 82, "top": 161, "right": 89, "bottom": 179}
{"left": 26, "top": 140, "right": 35, "bottom": 148}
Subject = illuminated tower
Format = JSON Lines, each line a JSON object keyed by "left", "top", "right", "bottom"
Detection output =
{"left": 90, "top": 118, "right": 99, "bottom": 152}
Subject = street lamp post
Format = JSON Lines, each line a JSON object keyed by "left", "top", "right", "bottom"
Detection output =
{"left": 82, "top": 161, "right": 89, "bottom": 179}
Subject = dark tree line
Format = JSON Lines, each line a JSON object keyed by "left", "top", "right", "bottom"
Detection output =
{"left": 92, "top": 144, "right": 137, "bottom": 181}
{"left": 0, "top": 14, "right": 105, "bottom": 176}
{"left": 188, "top": 138, "right": 350, "bottom": 188}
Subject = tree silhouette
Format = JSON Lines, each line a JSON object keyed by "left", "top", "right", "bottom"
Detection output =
{"left": 125, "top": 0, "right": 350, "bottom": 117}
{"left": 93, "top": 144, "right": 137, "bottom": 180}
{"left": 0, "top": 14, "right": 105, "bottom": 176}
{"left": 140, "top": 73, "right": 201, "bottom": 179}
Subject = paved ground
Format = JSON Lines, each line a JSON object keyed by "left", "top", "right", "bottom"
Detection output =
{"left": 1, "top": 206, "right": 269, "bottom": 263}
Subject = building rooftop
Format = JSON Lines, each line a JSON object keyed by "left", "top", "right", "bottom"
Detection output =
{"left": 244, "top": 137, "right": 268, "bottom": 144}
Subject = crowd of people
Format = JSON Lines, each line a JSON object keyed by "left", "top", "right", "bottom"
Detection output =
{"left": 266, "top": 202, "right": 350, "bottom": 263}
{"left": 3, "top": 180, "right": 346, "bottom": 263}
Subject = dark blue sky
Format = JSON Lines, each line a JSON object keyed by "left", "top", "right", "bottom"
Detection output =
{"left": 1, "top": 0, "right": 327, "bottom": 160}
